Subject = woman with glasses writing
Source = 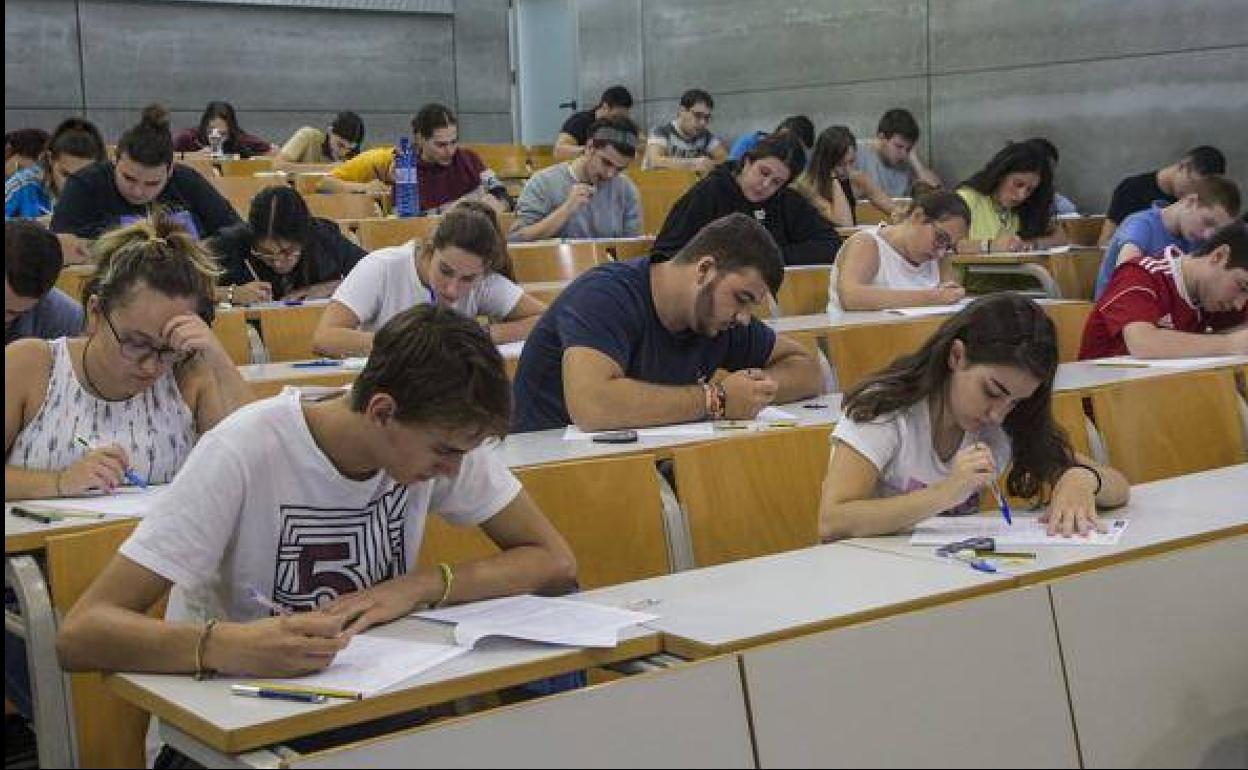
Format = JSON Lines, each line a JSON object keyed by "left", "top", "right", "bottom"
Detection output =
{"left": 828, "top": 191, "right": 971, "bottom": 314}
{"left": 653, "top": 132, "right": 840, "bottom": 266}
{"left": 207, "top": 186, "right": 366, "bottom": 304}
{"left": 4, "top": 214, "right": 252, "bottom": 500}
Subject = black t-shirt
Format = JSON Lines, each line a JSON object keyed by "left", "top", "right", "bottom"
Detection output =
{"left": 653, "top": 163, "right": 841, "bottom": 266}
{"left": 207, "top": 218, "right": 366, "bottom": 299}
{"left": 1105, "top": 170, "right": 1172, "bottom": 225}
{"left": 50, "top": 161, "right": 241, "bottom": 239}
{"left": 560, "top": 110, "right": 597, "bottom": 145}
{"left": 511, "top": 256, "right": 777, "bottom": 433}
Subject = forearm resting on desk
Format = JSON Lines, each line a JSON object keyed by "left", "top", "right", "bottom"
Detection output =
{"left": 4, "top": 466, "right": 61, "bottom": 501}
{"left": 1122, "top": 322, "right": 1248, "bottom": 358}
{"left": 565, "top": 369, "right": 706, "bottom": 432}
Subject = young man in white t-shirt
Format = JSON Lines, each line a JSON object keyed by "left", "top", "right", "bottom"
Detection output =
{"left": 57, "top": 305, "right": 576, "bottom": 681}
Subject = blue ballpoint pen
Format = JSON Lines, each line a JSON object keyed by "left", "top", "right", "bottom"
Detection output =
{"left": 74, "top": 435, "right": 147, "bottom": 489}
{"left": 988, "top": 478, "right": 1013, "bottom": 526}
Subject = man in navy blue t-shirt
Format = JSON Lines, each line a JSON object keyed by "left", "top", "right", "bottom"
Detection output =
{"left": 511, "top": 213, "right": 822, "bottom": 432}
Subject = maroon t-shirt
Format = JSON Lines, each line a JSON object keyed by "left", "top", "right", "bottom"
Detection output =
{"left": 417, "top": 148, "right": 486, "bottom": 210}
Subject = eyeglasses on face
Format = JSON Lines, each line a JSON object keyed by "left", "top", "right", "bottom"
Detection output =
{"left": 101, "top": 311, "right": 191, "bottom": 366}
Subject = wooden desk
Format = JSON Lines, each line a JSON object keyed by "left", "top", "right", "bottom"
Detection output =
{"left": 110, "top": 618, "right": 661, "bottom": 756}
{"left": 743, "top": 585, "right": 1079, "bottom": 768}
{"left": 953, "top": 247, "right": 1103, "bottom": 300}
{"left": 580, "top": 543, "right": 1008, "bottom": 659}
{"left": 241, "top": 300, "right": 330, "bottom": 362}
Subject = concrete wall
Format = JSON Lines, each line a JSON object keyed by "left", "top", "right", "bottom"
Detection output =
{"left": 4, "top": 0, "right": 514, "bottom": 146}
{"left": 575, "top": 0, "right": 1248, "bottom": 213}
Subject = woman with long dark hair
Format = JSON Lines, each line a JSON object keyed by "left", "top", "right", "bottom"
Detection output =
{"left": 794, "top": 125, "right": 898, "bottom": 227}
{"left": 655, "top": 131, "right": 840, "bottom": 265}
{"left": 956, "top": 141, "right": 1067, "bottom": 253}
{"left": 819, "top": 293, "right": 1127, "bottom": 540}
{"left": 174, "top": 101, "right": 274, "bottom": 158}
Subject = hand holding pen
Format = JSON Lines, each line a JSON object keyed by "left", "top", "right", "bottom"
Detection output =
{"left": 944, "top": 443, "right": 998, "bottom": 509}
{"left": 54, "top": 436, "right": 143, "bottom": 496}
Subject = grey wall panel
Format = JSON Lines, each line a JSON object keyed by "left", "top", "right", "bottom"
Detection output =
{"left": 931, "top": 0, "right": 1248, "bottom": 74}
{"left": 454, "top": 0, "right": 511, "bottom": 116}
{"left": 930, "top": 47, "right": 1248, "bottom": 213}
{"left": 456, "top": 111, "right": 515, "bottom": 143}
{"left": 4, "top": 0, "right": 84, "bottom": 110}
{"left": 77, "top": 1, "right": 454, "bottom": 112}
{"left": 576, "top": 0, "right": 645, "bottom": 123}
{"left": 641, "top": 0, "right": 927, "bottom": 98}
{"left": 643, "top": 77, "right": 930, "bottom": 158}
{"left": 3, "top": 109, "right": 87, "bottom": 134}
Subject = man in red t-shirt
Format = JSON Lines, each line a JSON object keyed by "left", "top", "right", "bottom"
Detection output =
{"left": 1079, "top": 222, "right": 1248, "bottom": 360}
{"left": 413, "top": 104, "right": 510, "bottom": 214}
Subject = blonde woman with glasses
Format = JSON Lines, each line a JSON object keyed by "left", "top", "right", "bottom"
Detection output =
{"left": 5, "top": 213, "right": 251, "bottom": 500}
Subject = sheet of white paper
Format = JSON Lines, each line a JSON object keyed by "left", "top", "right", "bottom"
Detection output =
{"left": 755, "top": 406, "right": 798, "bottom": 422}
{"left": 1052, "top": 212, "right": 1082, "bottom": 220}
{"left": 885, "top": 300, "right": 972, "bottom": 318}
{"left": 15, "top": 486, "right": 166, "bottom": 518}
{"left": 1034, "top": 244, "right": 1072, "bottom": 255}
{"left": 563, "top": 422, "right": 715, "bottom": 441}
{"left": 909, "top": 516, "right": 1128, "bottom": 547}
{"left": 280, "top": 634, "right": 467, "bottom": 696}
{"left": 1093, "top": 355, "right": 1246, "bottom": 370}
{"left": 496, "top": 341, "right": 525, "bottom": 359}
{"left": 297, "top": 384, "right": 352, "bottom": 401}
{"left": 415, "top": 595, "right": 657, "bottom": 648}
{"left": 340, "top": 357, "right": 368, "bottom": 370}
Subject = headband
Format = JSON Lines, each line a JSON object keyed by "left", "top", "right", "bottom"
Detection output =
{"left": 590, "top": 127, "right": 638, "bottom": 150}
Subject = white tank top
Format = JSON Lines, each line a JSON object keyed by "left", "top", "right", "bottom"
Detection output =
{"left": 8, "top": 337, "right": 198, "bottom": 484}
{"left": 827, "top": 225, "right": 941, "bottom": 314}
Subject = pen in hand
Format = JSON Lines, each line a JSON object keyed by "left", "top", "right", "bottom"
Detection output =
{"left": 73, "top": 435, "right": 147, "bottom": 490}
{"left": 976, "top": 438, "right": 1011, "bottom": 526}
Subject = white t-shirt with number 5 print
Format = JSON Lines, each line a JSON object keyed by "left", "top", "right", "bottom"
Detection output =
{"left": 120, "top": 389, "right": 520, "bottom": 623}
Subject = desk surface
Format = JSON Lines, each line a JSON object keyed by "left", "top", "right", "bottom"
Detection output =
{"left": 579, "top": 542, "right": 1007, "bottom": 659}
{"left": 5, "top": 503, "right": 140, "bottom": 554}
{"left": 496, "top": 395, "right": 840, "bottom": 469}
{"left": 843, "top": 464, "right": 1248, "bottom": 585}
{"left": 1053, "top": 356, "right": 1248, "bottom": 392}
{"left": 111, "top": 617, "right": 660, "bottom": 755}
{"left": 769, "top": 298, "right": 1088, "bottom": 334}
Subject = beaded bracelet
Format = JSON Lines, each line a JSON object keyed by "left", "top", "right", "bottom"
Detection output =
{"left": 194, "top": 619, "right": 219, "bottom": 681}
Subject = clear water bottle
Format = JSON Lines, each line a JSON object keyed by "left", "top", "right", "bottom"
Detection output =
{"left": 393, "top": 137, "right": 421, "bottom": 218}
{"left": 207, "top": 127, "right": 226, "bottom": 159}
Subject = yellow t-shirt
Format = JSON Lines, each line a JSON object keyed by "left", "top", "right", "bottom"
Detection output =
{"left": 330, "top": 146, "right": 395, "bottom": 183}
{"left": 957, "top": 187, "right": 1019, "bottom": 241}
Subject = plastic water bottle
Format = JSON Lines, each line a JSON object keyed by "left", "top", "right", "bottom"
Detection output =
{"left": 393, "top": 137, "right": 421, "bottom": 218}
{"left": 207, "top": 127, "right": 226, "bottom": 159}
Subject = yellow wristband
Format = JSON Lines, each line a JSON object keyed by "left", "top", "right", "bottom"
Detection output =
{"left": 433, "top": 562, "right": 454, "bottom": 609}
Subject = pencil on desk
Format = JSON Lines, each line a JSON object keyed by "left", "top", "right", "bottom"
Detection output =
{"left": 1092, "top": 361, "right": 1151, "bottom": 368}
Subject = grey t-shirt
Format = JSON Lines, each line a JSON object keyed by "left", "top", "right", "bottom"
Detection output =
{"left": 510, "top": 163, "right": 642, "bottom": 241}
{"left": 5, "top": 288, "right": 84, "bottom": 345}
{"left": 854, "top": 140, "right": 915, "bottom": 198}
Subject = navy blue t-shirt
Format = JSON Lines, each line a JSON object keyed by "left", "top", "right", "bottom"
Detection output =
{"left": 511, "top": 256, "right": 777, "bottom": 433}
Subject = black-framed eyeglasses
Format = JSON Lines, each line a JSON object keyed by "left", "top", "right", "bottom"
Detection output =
{"left": 101, "top": 312, "right": 190, "bottom": 366}
{"left": 249, "top": 245, "right": 302, "bottom": 266}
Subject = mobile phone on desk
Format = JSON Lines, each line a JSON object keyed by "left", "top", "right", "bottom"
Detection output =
{"left": 592, "top": 430, "right": 639, "bottom": 444}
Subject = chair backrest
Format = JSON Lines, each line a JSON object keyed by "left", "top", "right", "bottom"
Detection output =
{"left": 854, "top": 200, "right": 889, "bottom": 224}
{"left": 304, "top": 193, "right": 384, "bottom": 221}
{"left": 54, "top": 265, "right": 96, "bottom": 305}
{"left": 177, "top": 156, "right": 217, "bottom": 179}
{"left": 209, "top": 175, "right": 279, "bottom": 217}
{"left": 418, "top": 454, "right": 670, "bottom": 589}
{"left": 593, "top": 236, "right": 656, "bottom": 262}
{"left": 527, "top": 144, "right": 557, "bottom": 172}
{"left": 1045, "top": 301, "right": 1092, "bottom": 362}
{"left": 463, "top": 144, "right": 530, "bottom": 179}
{"left": 255, "top": 304, "right": 327, "bottom": 362}
{"left": 354, "top": 216, "right": 442, "bottom": 251}
{"left": 673, "top": 426, "right": 831, "bottom": 567}
{"left": 1050, "top": 389, "right": 1093, "bottom": 459}
{"left": 218, "top": 157, "right": 275, "bottom": 177}
{"left": 627, "top": 169, "right": 699, "bottom": 235}
{"left": 1090, "top": 369, "right": 1247, "bottom": 483}
{"left": 824, "top": 317, "right": 944, "bottom": 392}
{"left": 211, "top": 308, "right": 250, "bottom": 364}
{"left": 776, "top": 266, "right": 831, "bottom": 316}
{"left": 45, "top": 521, "right": 153, "bottom": 768}
{"left": 508, "top": 241, "right": 603, "bottom": 283}
{"left": 1061, "top": 216, "right": 1104, "bottom": 247}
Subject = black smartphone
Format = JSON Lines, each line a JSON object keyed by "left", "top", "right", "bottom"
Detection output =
{"left": 592, "top": 429, "right": 639, "bottom": 444}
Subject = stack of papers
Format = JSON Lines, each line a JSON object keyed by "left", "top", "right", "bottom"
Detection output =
{"left": 277, "top": 634, "right": 467, "bottom": 697}
{"left": 909, "top": 516, "right": 1129, "bottom": 547}
{"left": 415, "top": 594, "right": 658, "bottom": 648}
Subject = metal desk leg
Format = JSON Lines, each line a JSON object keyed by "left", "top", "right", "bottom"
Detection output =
{"left": 6, "top": 555, "right": 75, "bottom": 768}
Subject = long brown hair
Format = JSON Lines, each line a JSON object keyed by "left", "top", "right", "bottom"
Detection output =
{"left": 844, "top": 293, "right": 1072, "bottom": 501}
{"left": 424, "top": 201, "right": 515, "bottom": 281}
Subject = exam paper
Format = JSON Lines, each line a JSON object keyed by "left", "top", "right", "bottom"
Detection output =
{"left": 281, "top": 634, "right": 467, "bottom": 696}
{"left": 909, "top": 516, "right": 1128, "bottom": 547}
{"left": 416, "top": 594, "right": 658, "bottom": 648}
{"left": 563, "top": 422, "right": 715, "bottom": 440}
{"left": 885, "top": 300, "right": 973, "bottom": 317}
{"left": 1093, "top": 355, "right": 1247, "bottom": 369}
{"left": 14, "top": 486, "right": 166, "bottom": 518}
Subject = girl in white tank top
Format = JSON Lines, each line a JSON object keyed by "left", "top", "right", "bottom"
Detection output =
{"left": 826, "top": 192, "right": 972, "bottom": 315}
